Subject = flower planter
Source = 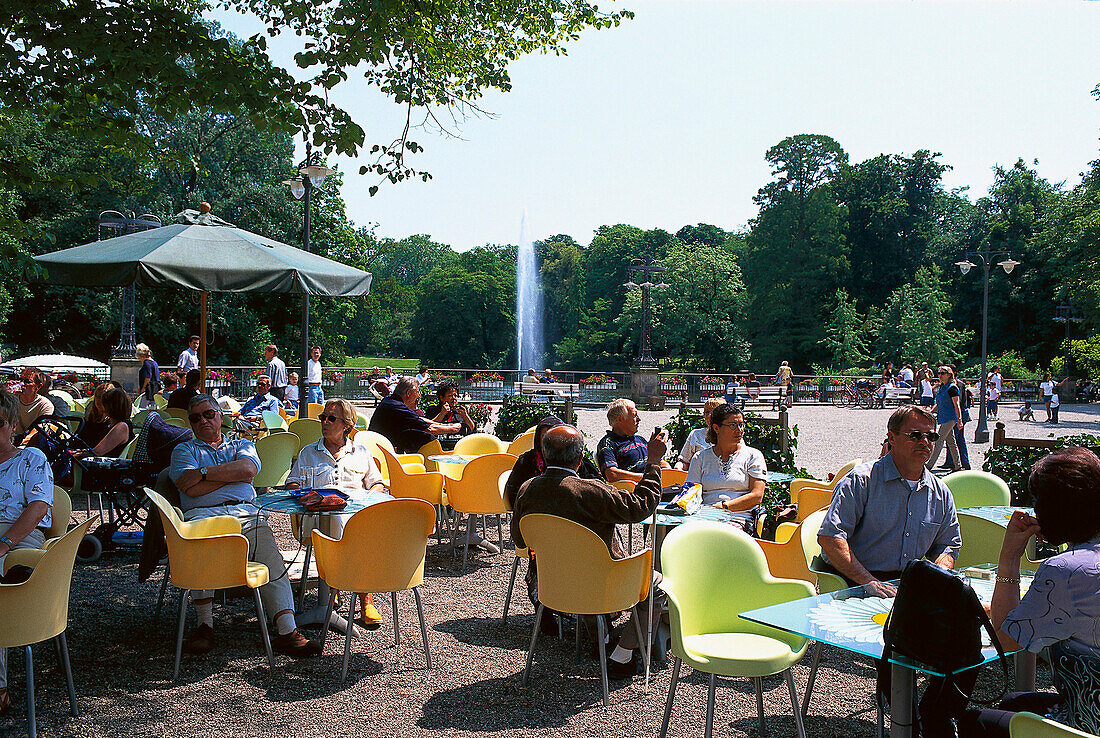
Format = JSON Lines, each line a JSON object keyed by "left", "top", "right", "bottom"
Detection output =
{"left": 586, "top": 383, "right": 618, "bottom": 390}
{"left": 471, "top": 382, "right": 504, "bottom": 388}
{"left": 661, "top": 384, "right": 688, "bottom": 392}
{"left": 359, "top": 379, "right": 372, "bottom": 387}
{"left": 700, "top": 384, "right": 724, "bottom": 393}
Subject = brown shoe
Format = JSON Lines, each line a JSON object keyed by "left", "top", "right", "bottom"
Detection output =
{"left": 183, "top": 623, "right": 215, "bottom": 655}
{"left": 272, "top": 629, "right": 322, "bottom": 658}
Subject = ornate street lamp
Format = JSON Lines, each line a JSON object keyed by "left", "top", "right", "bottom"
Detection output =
{"left": 955, "top": 250, "right": 1020, "bottom": 443}
{"left": 623, "top": 258, "right": 668, "bottom": 370}
{"left": 282, "top": 141, "right": 334, "bottom": 385}
{"left": 98, "top": 210, "right": 161, "bottom": 359}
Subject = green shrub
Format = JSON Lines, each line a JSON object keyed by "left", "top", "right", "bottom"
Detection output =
{"left": 493, "top": 394, "right": 577, "bottom": 442}
{"left": 983, "top": 433, "right": 1100, "bottom": 504}
{"left": 661, "top": 405, "right": 802, "bottom": 472}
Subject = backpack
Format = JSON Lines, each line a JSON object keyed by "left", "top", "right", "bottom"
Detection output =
{"left": 882, "top": 559, "right": 1010, "bottom": 704}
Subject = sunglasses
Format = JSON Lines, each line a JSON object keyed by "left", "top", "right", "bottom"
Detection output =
{"left": 319, "top": 413, "right": 345, "bottom": 424}
{"left": 902, "top": 431, "right": 939, "bottom": 443}
{"left": 188, "top": 409, "right": 219, "bottom": 424}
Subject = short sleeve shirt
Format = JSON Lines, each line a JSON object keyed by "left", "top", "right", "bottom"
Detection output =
{"left": 1003, "top": 543, "right": 1100, "bottom": 655}
{"left": 17, "top": 395, "right": 55, "bottom": 434}
{"left": 290, "top": 438, "right": 386, "bottom": 497}
{"left": 1040, "top": 381, "right": 1055, "bottom": 398}
{"left": 307, "top": 359, "right": 322, "bottom": 384}
{"left": 686, "top": 445, "right": 767, "bottom": 525}
{"left": 0, "top": 447, "right": 53, "bottom": 528}
{"left": 596, "top": 431, "right": 648, "bottom": 475}
{"left": 818, "top": 455, "right": 961, "bottom": 573}
{"left": 678, "top": 427, "right": 710, "bottom": 466}
{"left": 170, "top": 437, "right": 261, "bottom": 512}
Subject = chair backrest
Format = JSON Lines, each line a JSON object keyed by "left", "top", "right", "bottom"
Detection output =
{"left": 800, "top": 509, "right": 848, "bottom": 593}
{"left": 832, "top": 458, "right": 862, "bottom": 487}
{"left": 262, "top": 410, "right": 288, "bottom": 433}
{"left": 506, "top": 431, "right": 535, "bottom": 456}
{"left": 419, "top": 438, "right": 445, "bottom": 471}
{"left": 166, "top": 418, "right": 190, "bottom": 430}
{"left": 453, "top": 433, "right": 506, "bottom": 456}
{"left": 48, "top": 486, "right": 72, "bottom": 539}
{"left": 791, "top": 458, "right": 862, "bottom": 504}
{"left": 660, "top": 521, "right": 812, "bottom": 650}
{"left": 755, "top": 521, "right": 815, "bottom": 585}
{"left": 307, "top": 402, "right": 325, "bottom": 419}
{"left": 944, "top": 470, "right": 1012, "bottom": 509}
{"left": 162, "top": 407, "right": 190, "bottom": 423}
{"left": 445, "top": 453, "right": 517, "bottom": 514}
{"left": 0, "top": 517, "right": 95, "bottom": 648}
{"left": 253, "top": 432, "right": 299, "bottom": 488}
{"left": 1009, "top": 711, "right": 1095, "bottom": 737}
{"left": 957, "top": 513, "right": 1038, "bottom": 571}
{"left": 379, "top": 446, "right": 444, "bottom": 506}
{"left": 610, "top": 479, "right": 636, "bottom": 492}
{"left": 120, "top": 437, "right": 139, "bottom": 459}
{"left": 145, "top": 488, "right": 251, "bottom": 590}
{"left": 519, "top": 513, "right": 652, "bottom": 615}
{"left": 661, "top": 468, "right": 688, "bottom": 487}
{"left": 287, "top": 418, "right": 322, "bottom": 452}
{"left": 154, "top": 394, "right": 168, "bottom": 409}
{"left": 132, "top": 408, "right": 152, "bottom": 426}
{"left": 355, "top": 412, "right": 370, "bottom": 430}
{"left": 311, "top": 498, "right": 436, "bottom": 593}
{"left": 796, "top": 485, "right": 834, "bottom": 521}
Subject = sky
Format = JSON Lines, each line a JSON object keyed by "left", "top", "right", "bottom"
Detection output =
{"left": 216, "top": 0, "right": 1100, "bottom": 251}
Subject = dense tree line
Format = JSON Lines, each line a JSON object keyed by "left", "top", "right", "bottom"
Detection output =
{"left": 3, "top": 85, "right": 1100, "bottom": 377}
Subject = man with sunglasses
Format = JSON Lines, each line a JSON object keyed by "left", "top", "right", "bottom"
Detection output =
{"left": 168, "top": 395, "right": 321, "bottom": 659}
{"left": 235, "top": 375, "right": 281, "bottom": 431}
{"left": 817, "top": 404, "right": 962, "bottom": 736}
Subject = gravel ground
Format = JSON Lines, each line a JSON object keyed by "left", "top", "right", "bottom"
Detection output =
{"left": 4, "top": 400, "right": 1089, "bottom": 737}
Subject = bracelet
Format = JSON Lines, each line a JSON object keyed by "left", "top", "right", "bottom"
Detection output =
{"left": 0, "top": 535, "right": 13, "bottom": 550}
{"left": 995, "top": 576, "right": 1021, "bottom": 584}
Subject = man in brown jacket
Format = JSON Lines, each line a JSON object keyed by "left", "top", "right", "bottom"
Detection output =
{"left": 511, "top": 424, "right": 665, "bottom": 680}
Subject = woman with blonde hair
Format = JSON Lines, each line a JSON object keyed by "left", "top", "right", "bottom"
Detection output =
{"left": 928, "top": 365, "right": 963, "bottom": 471}
{"left": 135, "top": 343, "right": 161, "bottom": 408}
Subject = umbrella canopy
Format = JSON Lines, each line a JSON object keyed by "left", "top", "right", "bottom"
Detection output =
{"left": 1, "top": 354, "right": 110, "bottom": 377}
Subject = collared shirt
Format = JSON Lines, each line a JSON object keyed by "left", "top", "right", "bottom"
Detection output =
{"left": 818, "top": 454, "right": 961, "bottom": 573}
{"left": 170, "top": 436, "right": 261, "bottom": 512}
{"left": 678, "top": 427, "right": 710, "bottom": 466}
{"left": 177, "top": 347, "right": 199, "bottom": 373}
{"left": 307, "top": 359, "right": 322, "bottom": 384}
{"left": 267, "top": 357, "right": 288, "bottom": 388}
{"left": 596, "top": 431, "right": 648, "bottom": 476}
{"left": 240, "top": 392, "right": 281, "bottom": 418}
{"left": 290, "top": 437, "right": 386, "bottom": 497}
{"left": 544, "top": 465, "right": 579, "bottom": 477}
{"left": 0, "top": 447, "right": 53, "bottom": 528}
{"left": 1003, "top": 541, "right": 1100, "bottom": 656}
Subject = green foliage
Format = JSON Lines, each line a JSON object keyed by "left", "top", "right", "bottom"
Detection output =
{"left": 875, "top": 265, "right": 972, "bottom": 365}
{"left": 466, "top": 403, "right": 493, "bottom": 431}
{"left": 493, "top": 394, "right": 577, "bottom": 443}
{"left": 1066, "top": 336, "right": 1100, "bottom": 379}
{"left": 983, "top": 433, "right": 1100, "bottom": 505}
{"left": 661, "top": 405, "right": 800, "bottom": 473}
{"left": 412, "top": 263, "right": 513, "bottom": 367}
{"left": 821, "top": 289, "right": 871, "bottom": 368}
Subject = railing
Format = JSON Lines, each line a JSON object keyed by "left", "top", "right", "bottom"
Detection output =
{"left": 203, "top": 366, "right": 1045, "bottom": 405}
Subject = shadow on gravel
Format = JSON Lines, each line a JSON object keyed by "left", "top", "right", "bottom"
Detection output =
{"left": 247, "top": 655, "right": 384, "bottom": 701}
{"left": 434, "top": 616, "right": 534, "bottom": 651}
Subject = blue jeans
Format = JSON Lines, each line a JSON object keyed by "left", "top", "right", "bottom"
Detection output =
{"left": 307, "top": 384, "right": 324, "bottom": 406}
{"left": 953, "top": 424, "right": 971, "bottom": 468}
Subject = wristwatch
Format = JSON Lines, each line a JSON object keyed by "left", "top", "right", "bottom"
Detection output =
{"left": 200, "top": 467, "right": 208, "bottom": 481}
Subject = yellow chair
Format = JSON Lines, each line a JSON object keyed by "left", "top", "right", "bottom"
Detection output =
{"left": 306, "top": 402, "right": 325, "bottom": 420}
{"left": 1010, "top": 712, "right": 1094, "bottom": 737}
{"left": 253, "top": 432, "right": 298, "bottom": 488}
{"left": 145, "top": 488, "right": 276, "bottom": 679}
{"left": 311, "top": 499, "right": 436, "bottom": 680}
{"left": 658, "top": 522, "right": 814, "bottom": 738}
{"left": 506, "top": 431, "right": 535, "bottom": 456}
{"left": 519, "top": 513, "right": 653, "bottom": 707}
{"left": 754, "top": 517, "right": 817, "bottom": 586}
{"left": 789, "top": 457, "right": 861, "bottom": 504}
{"left": 356, "top": 431, "right": 423, "bottom": 480}
{"left": 418, "top": 438, "right": 445, "bottom": 472}
{"left": 0, "top": 518, "right": 95, "bottom": 738}
{"left": 499, "top": 468, "right": 528, "bottom": 625}
{"left": 44, "top": 486, "right": 73, "bottom": 540}
{"left": 445, "top": 452, "right": 517, "bottom": 572}
{"left": 287, "top": 418, "right": 322, "bottom": 454}
{"left": 661, "top": 468, "right": 688, "bottom": 487}
{"left": 162, "top": 407, "right": 189, "bottom": 423}
{"left": 379, "top": 447, "right": 445, "bottom": 506}
{"left": 944, "top": 470, "right": 1012, "bottom": 508}
{"left": 957, "top": 512, "right": 1040, "bottom": 571}
{"left": 610, "top": 479, "right": 636, "bottom": 492}
{"left": 453, "top": 432, "right": 506, "bottom": 456}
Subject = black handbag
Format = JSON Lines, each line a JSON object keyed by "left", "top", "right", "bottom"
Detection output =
{"left": 882, "top": 559, "right": 1010, "bottom": 704}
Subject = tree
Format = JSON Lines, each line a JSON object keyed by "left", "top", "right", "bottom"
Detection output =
{"left": 875, "top": 266, "right": 971, "bottom": 366}
{"left": 820, "top": 289, "right": 870, "bottom": 368}
{"left": 412, "top": 264, "right": 513, "bottom": 368}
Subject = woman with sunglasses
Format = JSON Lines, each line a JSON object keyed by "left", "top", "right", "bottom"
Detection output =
{"left": 288, "top": 399, "right": 391, "bottom": 629}
{"left": 685, "top": 403, "right": 766, "bottom": 534}
{"left": 928, "top": 365, "right": 964, "bottom": 472}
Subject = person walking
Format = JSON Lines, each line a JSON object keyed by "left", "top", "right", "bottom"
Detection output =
{"left": 306, "top": 346, "right": 324, "bottom": 406}
{"left": 264, "top": 344, "right": 288, "bottom": 402}
{"left": 176, "top": 335, "right": 199, "bottom": 382}
{"left": 775, "top": 360, "right": 794, "bottom": 405}
{"left": 928, "top": 365, "right": 963, "bottom": 472}
{"left": 136, "top": 343, "right": 161, "bottom": 409}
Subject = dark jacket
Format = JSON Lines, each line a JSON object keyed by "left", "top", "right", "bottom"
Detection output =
{"left": 511, "top": 463, "right": 662, "bottom": 558}
{"left": 504, "top": 449, "right": 602, "bottom": 509}
{"left": 367, "top": 395, "right": 434, "bottom": 454}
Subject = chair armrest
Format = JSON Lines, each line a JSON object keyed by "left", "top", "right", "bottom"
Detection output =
{"left": 774, "top": 522, "right": 797, "bottom": 544}
{"left": 402, "top": 462, "right": 426, "bottom": 474}
{"left": 179, "top": 515, "right": 242, "bottom": 538}
{"left": 751, "top": 577, "right": 816, "bottom": 609}
{"left": 3, "top": 548, "right": 47, "bottom": 575}
{"left": 396, "top": 453, "right": 422, "bottom": 466}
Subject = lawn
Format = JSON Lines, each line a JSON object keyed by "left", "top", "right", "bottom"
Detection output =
{"left": 343, "top": 356, "right": 421, "bottom": 370}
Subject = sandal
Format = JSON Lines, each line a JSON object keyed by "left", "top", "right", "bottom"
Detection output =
{"left": 0, "top": 687, "right": 11, "bottom": 716}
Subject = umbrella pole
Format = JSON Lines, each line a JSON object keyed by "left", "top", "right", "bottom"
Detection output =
{"left": 199, "top": 290, "right": 208, "bottom": 391}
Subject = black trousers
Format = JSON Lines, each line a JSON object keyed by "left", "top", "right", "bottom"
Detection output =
{"left": 957, "top": 692, "right": 1061, "bottom": 737}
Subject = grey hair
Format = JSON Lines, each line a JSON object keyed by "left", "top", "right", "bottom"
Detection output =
{"left": 541, "top": 425, "right": 584, "bottom": 468}
{"left": 394, "top": 376, "right": 419, "bottom": 400}
{"left": 606, "top": 398, "right": 634, "bottom": 425}
{"left": 0, "top": 390, "right": 18, "bottom": 427}
{"left": 188, "top": 393, "right": 221, "bottom": 412}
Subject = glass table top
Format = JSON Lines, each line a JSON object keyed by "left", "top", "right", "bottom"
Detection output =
{"left": 428, "top": 454, "right": 479, "bottom": 465}
{"left": 254, "top": 489, "right": 392, "bottom": 516}
{"left": 958, "top": 505, "right": 1033, "bottom": 526}
{"left": 739, "top": 571, "right": 1031, "bottom": 677}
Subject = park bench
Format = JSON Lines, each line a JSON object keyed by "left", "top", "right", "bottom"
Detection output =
{"left": 881, "top": 386, "right": 916, "bottom": 405}
{"left": 512, "top": 381, "right": 579, "bottom": 399}
{"left": 726, "top": 386, "right": 787, "bottom": 411}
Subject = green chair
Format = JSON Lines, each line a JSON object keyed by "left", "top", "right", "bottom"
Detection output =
{"left": 355, "top": 412, "right": 369, "bottom": 430}
{"left": 287, "top": 418, "right": 322, "bottom": 455}
{"left": 1010, "top": 711, "right": 1095, "bottom": 737}
{"left": 957, "top": 513, "right": 1040, "bottom": 571}
{"left": 253, "top": 432, "right": 299, "bottom": 488}
{"left": 944, "top": 470, "right": 1011, "bottom": 508}
{"left": 659, "top": 522, "right": 814, "bottom": 738}
{"left": 261, "top": 410, "right": 288, "bottom": 433}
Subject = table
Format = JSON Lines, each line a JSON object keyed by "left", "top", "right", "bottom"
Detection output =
{"left": 959, "top": 505, "right": 1033, "bottom": 525}
{"left": 739, "top": 572, "right": 1034, "bottom": 738}
{"left": 255, "top": 488, "right": 392, "bottom": 633}
{"left": 427, "top": 453, "right": 479, "bottom": 480}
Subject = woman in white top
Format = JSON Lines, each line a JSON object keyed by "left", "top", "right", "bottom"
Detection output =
{"left": 288, "top": 398, "right": 391, "bottom": 629}
{"left": 1040, "top": 373, "right": 1055, "bottom": 421}
{"left": 0, "top": 389, "right": 54, "bottom": 715}
{"left": 685, "top": 403, "right": 767, "bottom": 533}
{"left": 920, "top": 375, "right": 935, "bottom": 407}
{"left": 676, "top": 397, "right": 724, "bottom": 470}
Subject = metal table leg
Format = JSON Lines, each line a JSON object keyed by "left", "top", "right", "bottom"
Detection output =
{"left": 890, "top": 662, "right": 915, "bottom": 738}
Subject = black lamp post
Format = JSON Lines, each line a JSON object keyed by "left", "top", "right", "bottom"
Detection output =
{"left": 623, "top": 258, "right": 668, "bottom": 370}
{"left": 955, "top": 250, "right": 1020, "bottom": 443}
{"left": 282, "top": 142, "right": 334, "bottom": 388}
{"left": 99, "top": 210, "right": 161, "bottom": 359}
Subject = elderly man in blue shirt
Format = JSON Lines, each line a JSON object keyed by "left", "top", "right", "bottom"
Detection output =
{"left": 169, "top": 394, "right": 319, "bottom": 659}
{"left": 235, "top": 375, "right": 281, "bottom": 431}
{"left": 817, "top": 404, "right": 963, "bottom": 738}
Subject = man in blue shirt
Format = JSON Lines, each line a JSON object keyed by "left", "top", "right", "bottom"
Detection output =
{"left": 596, "top": 398, "right": 669, "bottom": 483}
{"left": 236, "top": 375, "right": 281, "bottom": 431}
{"left": 169, "top": 394, "right": 319, "bottom": 659}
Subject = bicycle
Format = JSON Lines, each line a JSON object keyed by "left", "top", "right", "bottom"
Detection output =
{"left": 830, "top": 381, "right": 878, "bottom": 409}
